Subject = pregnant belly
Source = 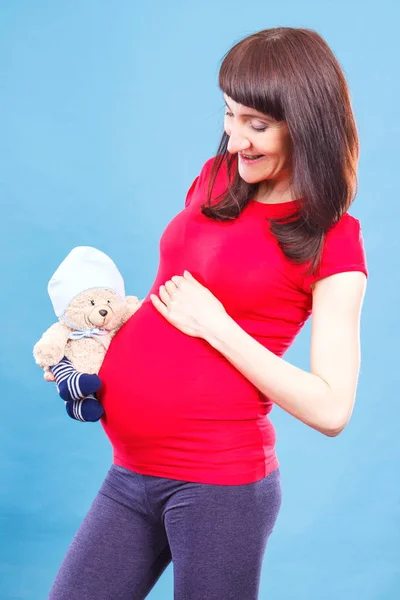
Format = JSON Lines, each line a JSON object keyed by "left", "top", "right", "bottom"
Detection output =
{"left": 97, "top": 302, "right": 272, "bottom": 443}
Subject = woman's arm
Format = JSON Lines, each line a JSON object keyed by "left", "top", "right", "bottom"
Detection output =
{"left": 204, "top": 271, "right": 367, "bottom": 437}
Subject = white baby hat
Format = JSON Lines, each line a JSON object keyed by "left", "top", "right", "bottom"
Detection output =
{"left": 48, "top": 246, "right": 126, "bottom": 317}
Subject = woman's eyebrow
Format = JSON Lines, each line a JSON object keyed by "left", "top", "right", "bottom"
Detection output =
{"left": 224, "top": 99, "right": 269, "bottom": 120}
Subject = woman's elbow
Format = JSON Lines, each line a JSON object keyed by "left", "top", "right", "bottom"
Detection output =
{"left": 318, "top": 393, "right": 353, "bottom": 437}
{"left": 321, "top": 416, "right": 349, "bottom": 437}
{"left": 323, "top": 425, "right": 345, "bottom": 437}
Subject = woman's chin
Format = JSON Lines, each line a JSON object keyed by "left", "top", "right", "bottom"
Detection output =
{"left": 238, "top": 169, "right": 270, "bottom": 184}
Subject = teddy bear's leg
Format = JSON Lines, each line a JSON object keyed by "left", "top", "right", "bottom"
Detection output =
{"left": 64, "top": 394, "right": 105, "bottom": 422}
{"left": 50, "top": 357, "right": 102, "bottom": 402}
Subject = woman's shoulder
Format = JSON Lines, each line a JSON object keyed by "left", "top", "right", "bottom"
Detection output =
{"left": 184, "top": 156, "right": 229, "bottom": 207}
{"left": 302, "top": 211, "right": 367, "bottom": 290}
{"left": 324, "top": 211, "right": 364, "bottom": 253}
{"left": 329, "top": 211, "right": 362, "bottom": 233}
{"left": 197, "top": 155, "right": 222, "bottom": 182}
{"left": 320, "top": 211, "right": 367, "bottom": 276}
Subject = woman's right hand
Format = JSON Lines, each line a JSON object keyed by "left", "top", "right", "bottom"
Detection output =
{"left": 43, "top": 370, "right": 56, "bottom": 382}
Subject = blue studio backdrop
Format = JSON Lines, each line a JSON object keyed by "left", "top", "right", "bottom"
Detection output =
{"left": 1, "top": 1, "right": 398, "bottom": 599}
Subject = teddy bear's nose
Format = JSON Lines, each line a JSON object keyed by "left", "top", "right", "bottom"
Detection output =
{"left": 99, "top": 309, "right": 108, "bottom": 317}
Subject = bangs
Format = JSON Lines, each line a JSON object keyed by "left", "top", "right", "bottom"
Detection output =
{"left": 218, "top": 39, "right": 286, "bottom": 122}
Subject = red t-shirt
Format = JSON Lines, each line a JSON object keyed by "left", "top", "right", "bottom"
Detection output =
{"left": 98, "top": 156, "right": 368, "bottom": 485}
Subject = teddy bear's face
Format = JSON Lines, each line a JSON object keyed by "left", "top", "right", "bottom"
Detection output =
{"left": 64, "top": 288, "right": 126, "bottom": 331}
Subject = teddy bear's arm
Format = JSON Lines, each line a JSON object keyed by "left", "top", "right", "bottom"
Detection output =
{"left": 109, "top": 296, "right": 143, "bottom": 336}
{"left": 125, "top": 296, "right": 143, "bottom": 320}
{"left": 126, "top": 295, "right": 142, "bottom": 306}
{"left": 33, "top": 321, "right": 71, "bottom": 369}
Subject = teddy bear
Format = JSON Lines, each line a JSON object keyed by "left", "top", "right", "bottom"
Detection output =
{"left": 33, "top": 246, "right": 142, "bottom": 422}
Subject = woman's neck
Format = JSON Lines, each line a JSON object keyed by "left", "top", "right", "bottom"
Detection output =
{"left": 254, "top": 177, "right": 295, "bottom": 205}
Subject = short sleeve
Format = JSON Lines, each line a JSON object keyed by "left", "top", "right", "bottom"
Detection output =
{"left": 184, "top": 175, "right": 200, "bottom": 208}
{"left": 184, "top": 156, "right": 216, "bottom": 208}
{"left": 303, "top": 214, "right": 368, "bottom": 290}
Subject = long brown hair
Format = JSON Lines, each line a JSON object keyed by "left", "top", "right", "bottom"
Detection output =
{"left": 201, "top": 27, "right": 359, "bottom": 272}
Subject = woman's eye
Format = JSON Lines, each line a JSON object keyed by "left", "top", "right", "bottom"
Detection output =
{"left": 252, "top": 124, "right": 268, "bottom": 132}
{"left": 224, "top": 111, "right": 267, "bottom": 133}
{"left": 251, "top": 120, "right": 268, "bottom": 132}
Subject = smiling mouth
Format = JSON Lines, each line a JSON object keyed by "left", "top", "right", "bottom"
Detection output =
{"left": 239, "top": 153, "right": 265, "bottom": 163}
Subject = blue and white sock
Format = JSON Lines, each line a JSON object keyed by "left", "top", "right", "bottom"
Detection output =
{"left": 50, "top": 357, "right": 102, "bottom": 402}
{"left": 64, "top": 395, "right": 104, "bottom": 422}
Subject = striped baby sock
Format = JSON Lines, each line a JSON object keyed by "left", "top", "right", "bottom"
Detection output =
{"left": 64, "top": 395, "right": 104, "bottom": 422}
{"left": 50, "top": 357, "right": 102, "bottom": 402}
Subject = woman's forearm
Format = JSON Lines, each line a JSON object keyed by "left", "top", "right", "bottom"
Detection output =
{"left": 203, "top": 314, "right": 341, "bottom": 436}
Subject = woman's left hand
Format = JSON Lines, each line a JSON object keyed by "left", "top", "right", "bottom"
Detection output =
{"left": 150, "top": 271, "right": 228, "bottom": 340}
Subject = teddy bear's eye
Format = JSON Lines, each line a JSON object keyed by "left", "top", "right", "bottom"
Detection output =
{"left": 107, "top": 300, "right": 111, "bottom": 304}
{"left": 90, "top": 300, "right": 95, "bottom": 306}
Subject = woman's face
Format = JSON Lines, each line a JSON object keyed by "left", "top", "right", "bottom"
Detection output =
{"left": 223, "top": 94, "right": 292, "bottom": 185}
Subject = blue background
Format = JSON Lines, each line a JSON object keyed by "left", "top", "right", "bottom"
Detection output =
{"left": 1, "top": 1, "right": 398, "bottom": 598}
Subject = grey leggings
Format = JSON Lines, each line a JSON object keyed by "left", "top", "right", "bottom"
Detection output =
{"left": 48, "top": 464, "right": 282, "bottom": 600}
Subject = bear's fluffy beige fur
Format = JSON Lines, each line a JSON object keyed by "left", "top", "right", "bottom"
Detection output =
{"left": 33, "top": 287, "right": 142, "bottom": 374}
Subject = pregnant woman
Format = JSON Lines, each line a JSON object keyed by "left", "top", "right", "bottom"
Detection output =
{"left": 48, "top": 26, "right": 368, "bottom": 600}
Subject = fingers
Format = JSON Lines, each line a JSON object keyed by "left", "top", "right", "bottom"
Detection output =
{"left": 159, "top": 284, "right": 170, "bottom": 304}
{"left": 43, "top": 371, "right": 55, "bottom": 382}
{"left": 164, "top": 281, "right": 176, "bottom": 294}
{"left": 150, "top": 293, "right": 169, "bottom": 318}
{"left": 156, "top": 276, "right": 185, "bottom": 306}
{"left": 171, "top": 275, "right": 184, "bottom": 286}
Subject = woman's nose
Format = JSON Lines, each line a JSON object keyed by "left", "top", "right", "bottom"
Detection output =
{"left": 226, "top": 129, "right": 251, "bottom": 154}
